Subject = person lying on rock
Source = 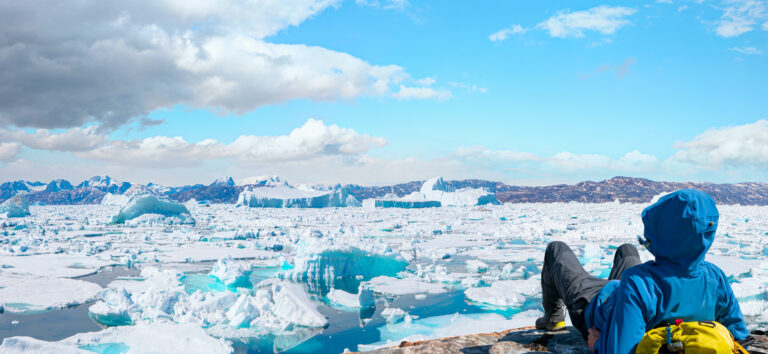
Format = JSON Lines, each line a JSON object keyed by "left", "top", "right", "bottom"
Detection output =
{"left": 535, "top": 189, "right": 749, "bottom": 353}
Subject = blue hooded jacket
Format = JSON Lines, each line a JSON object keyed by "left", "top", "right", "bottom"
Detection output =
{"left": 584, "top": 189, "right": 748, "bottom": 353}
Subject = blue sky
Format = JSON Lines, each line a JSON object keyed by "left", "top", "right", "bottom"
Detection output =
{"left": 0, "top": 0, "right": 766, "bottom": 186}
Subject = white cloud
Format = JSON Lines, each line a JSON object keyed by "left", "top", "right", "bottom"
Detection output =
{"left": 455, "top": 146, "right": 659, "bottom": 173}
{"left": 0, "top": 126, "right": 107, "bottom": 152}
{"left": 715, "top": 0, "right": 768, "bottom": 37}
{"left": 489, "top": 24, "right": 528, "bottom": 41}
{"left": 0, "top": 142, "right": 20, "bottom": 161}
{"left": 73, "top": 119, "right": 387, "bottom": 168}
{"left": 536, "top": 5, "right": 637, "bottom": 38}
{"left": 670, "top": 119, "right": 768, "bottom": 169}
{"left": 355, "top": 0, "right": 408, "bottom": 10}
{"left": 392, "top": 85, "right": 452, "bottom": 100}
{"left": 455, "top": 146, "right": 540, "bottom": 163}
{"left": 0, "top": 0, "right": 443, "bottom": 130}
{"left": 730, "top": 46, "right": 764, "bottom": 54}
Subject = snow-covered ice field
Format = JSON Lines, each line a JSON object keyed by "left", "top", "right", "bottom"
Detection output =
{"left": 1, "top": 202, "right": 766, "bottom": 353}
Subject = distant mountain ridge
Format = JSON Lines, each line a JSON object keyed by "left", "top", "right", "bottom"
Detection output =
{"left": 1, "top": 176, "right": 767, "bottom": 205}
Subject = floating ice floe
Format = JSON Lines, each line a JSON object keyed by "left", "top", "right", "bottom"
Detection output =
{"left": 110, "top": 194, "right": 193, "bottom": 224}
{"left": 364, "top": 177, "right": 500, "bottom": 209}
{"left": 0, "top": 274, "right": 102, "bottom": 313}
{"left": 365, "top": 276, "right": 448, "bottom": 295}
{"left": 60, "top": 322, "right": 231, "bottom": 353}
{"left": 0, "top": 194, "right": 30, "bottom": 218}
{"left": 237, "top": 185, "right": 361, "bottom": 208}
{"left": 464, "top": 279, "right": 540, "bottom": 307}
{"left": 358, "top": 310, "right": 543, "bottom": 351}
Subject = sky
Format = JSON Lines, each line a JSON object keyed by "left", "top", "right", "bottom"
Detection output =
{"left": 0, "top": 0, "right": 766, "bottom": 186}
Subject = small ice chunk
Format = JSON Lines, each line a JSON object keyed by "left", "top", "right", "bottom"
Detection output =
{"left": 89, "top": 287, "right": 137, "bottom": 326}
{"left": 465, "top": 259, "right": 489, "bottom": 273}
{"left": 209, "top": 256, "right": 253, "bottom": 287}
{"left": 327, "top": 289, "right": 362, "bottom": 309}
{"left": 381, "top": 307, "right": 408, "bottom": 324}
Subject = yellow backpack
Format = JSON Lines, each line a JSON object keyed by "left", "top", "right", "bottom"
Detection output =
{"left": 635, "top": 320, "right": 748, "bottom": 354}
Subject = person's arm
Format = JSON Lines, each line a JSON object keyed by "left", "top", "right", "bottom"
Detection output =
{"left": 714, "top": 268, "right": 748, "bottom": 340}
{"left": 594, "top": 274, "right": 650, "bottom": 353}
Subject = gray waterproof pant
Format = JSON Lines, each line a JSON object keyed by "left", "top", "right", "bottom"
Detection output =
{"left": 541, "top": 241, "right": 641, "bottom": 339}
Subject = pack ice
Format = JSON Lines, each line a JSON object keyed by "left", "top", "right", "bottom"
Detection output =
{"left": 237, "top": 185, "right": 361, "bottom": 208}
{"left": 1, "top": 200, "right": 767, "bottom": 353}
{"left": 364, "top": 177, "right": 499, "bottom": 208}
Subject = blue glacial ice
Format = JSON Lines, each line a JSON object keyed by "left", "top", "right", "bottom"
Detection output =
{"left": 0, "top": 194, "right": 31, "bottom": 218}
{"left": 110, "top": 194, "right": 193, "bottom": 224}
{"left": 237, "top": 185, "right": 361, "bottom": 208}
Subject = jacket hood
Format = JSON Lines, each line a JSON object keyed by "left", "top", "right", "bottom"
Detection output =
{"left": 641, "top": 189, "right": 718, "bottom": 273}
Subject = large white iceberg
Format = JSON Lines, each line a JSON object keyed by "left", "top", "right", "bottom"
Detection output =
{"left": 100, "top": 192, "right": 130, "bottom": 206}
{"left": 0, "top": 194, "right": 30, "bottom": 218}
{"left": 110, "top": 194, "right": 192, "bottom": 224}
{"left": 237, "top": 185, "right": 361, "bottom": 208}
{"left": 365, "top": 177, "right": 500, "bottom": 208}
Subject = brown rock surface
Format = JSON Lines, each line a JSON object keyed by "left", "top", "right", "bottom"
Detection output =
{"left": 360, "top": 326, "right": 768, "bottom": 354}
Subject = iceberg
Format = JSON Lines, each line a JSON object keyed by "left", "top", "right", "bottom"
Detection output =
{"left": 237, "top": 185, "right": 361, "bottom": 208}
{"left": 381, "top": 307, "right": 410, "bottom": 324}
{"left": 88, "top": 287, "right": 138, "bottom": 326}
{"left": 100, "top": 192, "right": 130, "bottom": 206}
{"left": 209, "top": 256, "right": 253, "bottom": 288}
{"left": 110, "top": 194, "right": 193, "bottom": 224}
{"left": 284, "top": 246, "right": 408, "bottom": 295}
{"left": 0, "top": 194, "right": 30, "bottom": 218}
{"left": 366, "top": 177, "right": 500, "bottom": 208}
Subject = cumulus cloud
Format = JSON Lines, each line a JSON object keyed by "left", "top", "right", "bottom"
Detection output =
{"left": 0, "top": 0, "right": 442, "bottom": 130}
{"left": 0, "top": 142, "right": 21, "bottom": 161}
{"left": 489, "top": 24, "right": 528, "bottom": 41}
{"left": 670, "top": 119, "right": 768, "bottom": 169}
{"left": 715, "top": 0, "right": 768, "bottom": 37}
{"left": 0, "top": 126, "right": 108, "bottom": 152}
{"left": 536, "top": 6, "right": 637, "bottom": 38}
{"left": 73, "top": 119, "right": 387, "bottom": 168}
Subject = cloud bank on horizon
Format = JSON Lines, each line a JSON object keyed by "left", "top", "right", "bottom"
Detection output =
{"left": 0, "top": 0, "right": 766, "bottom": 185}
